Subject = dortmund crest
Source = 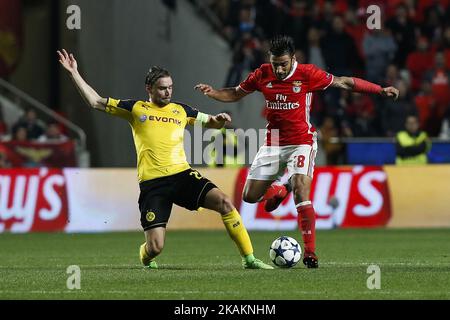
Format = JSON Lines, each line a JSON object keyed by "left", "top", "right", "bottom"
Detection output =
{"left": 146, "top": 211, "right": 156, "bottom": 222}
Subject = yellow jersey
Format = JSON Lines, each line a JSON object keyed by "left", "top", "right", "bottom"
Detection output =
{"left": 105, "top": 98, "right": 203, "bottom": 182}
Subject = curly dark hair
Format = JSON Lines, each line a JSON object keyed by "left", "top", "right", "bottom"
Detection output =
{"left": 269, "top": 35, "right": 295, "bottom": 57}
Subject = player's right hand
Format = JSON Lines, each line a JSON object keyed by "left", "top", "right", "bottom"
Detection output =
{"left": 57, "top": 49, "right": 78, "bottom": 74}
{"left": 381, "top": 86, "right": 399, "bottom": 101}
{"left": 215, "top": 112, "right": 232, "bottom": 123}
{"left": 194, "top": 83, "right": 214, "bottom": 96}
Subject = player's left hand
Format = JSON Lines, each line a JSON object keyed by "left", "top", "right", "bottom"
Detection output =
{"left": 381, "top": 86, "right": 399, "bottom": 101}
{"left": 57, "top": 49, "right": 78, "bottom": 74}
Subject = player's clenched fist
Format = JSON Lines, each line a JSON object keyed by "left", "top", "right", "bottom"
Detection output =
{"left": 214, "top": 113, "right": 232, "bottom": 123}
{"left": 381, "top": 86, "right": 400, "bottom": 101}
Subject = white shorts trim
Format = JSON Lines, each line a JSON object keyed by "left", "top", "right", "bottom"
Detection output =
{"left": 247, "top": 143, "right": 318, "bottom": 181}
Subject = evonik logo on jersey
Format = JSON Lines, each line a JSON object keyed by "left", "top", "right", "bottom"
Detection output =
{"left": 0, "top": 168, "right": 69, "bottom": 232}
{"left": 234, "top": 166, "right": 391, "bottom": 230}
{"left": 148, "top": 115, "right": 182, "bottom": 126}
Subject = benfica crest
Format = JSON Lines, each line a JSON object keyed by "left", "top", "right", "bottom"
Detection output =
{"left": 292, "top": 81, "right": 302, "bottom": 93}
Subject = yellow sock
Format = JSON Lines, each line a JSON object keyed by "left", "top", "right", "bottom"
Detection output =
{"left": 221, "top": 209, "right": 254, "bottom": 256}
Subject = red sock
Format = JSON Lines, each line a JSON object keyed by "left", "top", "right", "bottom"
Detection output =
{"left": 262, "top": 184, "right": 288, "bottom": 201}
{"left": 296, "top": 202, "right": 316, "bottom": 254}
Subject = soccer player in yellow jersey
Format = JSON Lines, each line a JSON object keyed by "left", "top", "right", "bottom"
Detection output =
{"left": 57, "top": 49, "right": 273, "bottom": 270}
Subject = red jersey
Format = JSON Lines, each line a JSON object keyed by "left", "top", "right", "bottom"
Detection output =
{"left": 239, "top": 62, "right": 334, "bottom": 146}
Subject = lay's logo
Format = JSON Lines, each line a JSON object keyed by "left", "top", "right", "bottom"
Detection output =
{"left": 234, "top": 166, "right": 391, "bottom": 230}
{"left": 0, "top": 168, "right": 69, "bottom": 232}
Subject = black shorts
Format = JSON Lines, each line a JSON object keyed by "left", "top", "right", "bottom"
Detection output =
{"left": 138, "top": 168, "right": 217, "bottom": 231}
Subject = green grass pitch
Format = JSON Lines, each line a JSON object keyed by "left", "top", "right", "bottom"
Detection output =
{"left": 0, "top": 229, "right": 449, "bottom": 300}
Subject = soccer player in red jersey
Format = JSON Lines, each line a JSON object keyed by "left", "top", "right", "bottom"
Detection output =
{"left": 195, "top": 35, "right": 399, "bottom": 268}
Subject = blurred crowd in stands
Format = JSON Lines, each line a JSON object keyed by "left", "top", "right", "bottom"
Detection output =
{"left": 0, "top": 107, "right": 68, "bottom": 144}
{"left": 207, "top": 0, "right": 450, "bottom": 147}
{"left": 0, "top": 103, "right": 69, "bottom": 168}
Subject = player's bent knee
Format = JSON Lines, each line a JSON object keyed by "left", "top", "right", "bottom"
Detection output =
{"left": 149, "top": 245, "right": 163, "bottom": 256}
{"left": 242, "top": 191, "right": 259, "bottom": 203}
{"left": 147, "top": 239, "right": 164, "bottom": 256}
{"left": 221, "top": 197, "right": 235, "bottom": 214}
{"left": 214, "top": 195, "right": 234, "bottom": 215}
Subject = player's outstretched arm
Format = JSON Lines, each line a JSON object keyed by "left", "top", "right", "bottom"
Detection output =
{"left": 331, "top": 76, "right": 399, "bottom": 100}
{"left": 204, "top": 112, "right": 231, "bottom": 129}
{"left": 194, "top": 84, "right": 248, "bottom": 102}
{"left": 57, "top": 49, "right": 107, "bottom": 111}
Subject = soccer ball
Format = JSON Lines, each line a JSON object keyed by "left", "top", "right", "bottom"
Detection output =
{"left": 269, "top": 236, "right": 302, "bottom": 268}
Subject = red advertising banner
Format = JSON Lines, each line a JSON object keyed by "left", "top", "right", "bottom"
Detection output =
{"left": 2, "top": 166, "right": 449, "bottom": 233}
{"left": 0, "top": 168, "right": 69, "bottom": 232}
{"left": 234, "top": 166, "right": 392, "bottom": 229}
{"left": 0, "top": 0, "right": 22, "bottom": 77}
{"left": 0, "top": 141, "right": 77, "bottom": 167}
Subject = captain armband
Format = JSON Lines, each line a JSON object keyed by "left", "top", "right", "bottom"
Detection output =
{"left": 195, "top": 112, "right": 210, "bottom": 126}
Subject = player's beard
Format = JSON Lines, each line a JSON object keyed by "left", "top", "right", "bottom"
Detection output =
{"left": 275, "top": 67, "right": 291, "bottom": 80}
{"left": 154, "top": 96, "right": 171, "bottom": 107}
{"left": 275, "top": 60, "right": 294, "bottom": 80}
